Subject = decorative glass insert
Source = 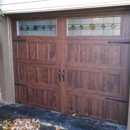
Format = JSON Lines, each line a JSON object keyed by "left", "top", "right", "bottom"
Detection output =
{"left": 17, "top": 20, "right": 56, "bottom": 36}
{"left": 67, "top": 17, "right": 121, "bottom": 36}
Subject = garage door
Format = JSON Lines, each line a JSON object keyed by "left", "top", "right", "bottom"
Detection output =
{"left": 12, "top": 14, "right": 129, "bottom": 125}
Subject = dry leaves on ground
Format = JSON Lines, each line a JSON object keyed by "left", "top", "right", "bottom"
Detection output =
{"left": 0, "top": 118, "right": 40, "bottom": 130}
{"left": 0, "top": 119, "right": 60, "bottom": 130}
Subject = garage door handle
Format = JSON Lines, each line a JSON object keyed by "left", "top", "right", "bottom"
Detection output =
{"left": 62, "top": 70, "right": 65, "bottom": 82}
{"left": 58, "top": 70, "right": 61, "bottom": 81}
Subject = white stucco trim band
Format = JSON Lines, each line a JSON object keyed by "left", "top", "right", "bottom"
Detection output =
{"left": 0, "top": 0, "right": 130, "bottom": 14}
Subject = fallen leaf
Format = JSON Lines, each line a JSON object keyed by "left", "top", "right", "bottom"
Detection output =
{"left": 56, "top": 127, "right": 60, "bottom": 130}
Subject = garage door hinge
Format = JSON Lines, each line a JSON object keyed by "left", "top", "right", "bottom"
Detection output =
{"left": 106, "top": 97, "right": 128, "bottom": 103}
{"left": 12, "top": 39, "right": 25, "bottom": 42}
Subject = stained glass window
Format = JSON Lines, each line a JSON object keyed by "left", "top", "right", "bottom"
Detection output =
{"left": 17, "top": 20, "right": 56, "bottom": 36}
{"left": 67, "top": 17, "right": 121, "bottom": 36}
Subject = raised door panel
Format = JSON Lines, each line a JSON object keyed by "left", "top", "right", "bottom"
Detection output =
{"left": 67, "top": 70, "right": 79, "bottom": 88}
{"left": 80, "top": 71, "right": 90, "bottom": 89}
{"left": 82, "top": 97, "right": 90, "bottom": 116}
{"left": 80, "top": 44, "right": 90, "bottom": 63}
{"left": 118, "top": 103, "right": 128, "bottom": 125}
{"left": 28, "top": 66, "right": 38, "bottom": 83}
{"left": 67, "top": 44, "right": 79, "bottom": 63}
{"left": 93, "top": 45, "right": 105, "bottom": 65}
{"left": 15, "top": 86, "right": 19, "bottom": 103}
{"left": 28, "top": 43, "right": 37, "bottom": 60}
{"left": 38, "top": 90, "right": 48, "bottom": 107}
{"left": 18, "top": 86, "right": 28, "bottom": 104}
{"left": 108, "top": 45, "right": 121, "bottom": 65}
{"left": 18, "top": 65, "right": 27, "bottom": 81}
{"left": 38, "top": 89, "right": 59, "bottom": 111}
{"left": 38, "top": 43, "right": 48, "bottom": 61}
{"left": 90, "top": 98, "right": 103, "bottom": 119}
{"left": 105, "top": 101, "right": 118, "bottom": 123}
{"left": 18, "top": 42, "right": 28, "bottom": 60}
{"left": 50, "top": 68, "right": 58, "bottom": 85}
{"left": 49, "top": 44, "right": 57, "bottom": 61}
{"left": 66, "top": 94, "right": 75, "bottom": 114}
{"left": 39, "top": 67, "right": 49, "bottom": 84}
{"left": 105, "top": 73, "right": 120, "bottom": 94}
{"left": 28, "top": 88, "right": 38, "bottom": 105}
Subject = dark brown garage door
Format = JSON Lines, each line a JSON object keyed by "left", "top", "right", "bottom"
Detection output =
{"left": 12, "top": 19, "right": 61, "bottom": 111}
{"left": 12, "top": 13, "right": 129, "bottom": 125}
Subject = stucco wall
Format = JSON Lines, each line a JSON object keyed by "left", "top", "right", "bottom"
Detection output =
{"left": 0, "top": 17, "right": 14, "bottom": 103}
{"left": 0, "top": 0, "right": 130, "bottom": 14}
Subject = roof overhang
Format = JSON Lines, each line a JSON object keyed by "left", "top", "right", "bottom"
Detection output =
{"left": 0, "top": 0, "right": 130, "bottom": 14}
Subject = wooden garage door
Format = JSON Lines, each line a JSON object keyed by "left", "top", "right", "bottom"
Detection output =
{"left": 12, "top": 19, "right": 61, "bottom": 111}
{"left": 12, "top": 14, "right": 129, "bottom": 125}
{"left": 61, "top": 16, "right": 129, "bottom": 125}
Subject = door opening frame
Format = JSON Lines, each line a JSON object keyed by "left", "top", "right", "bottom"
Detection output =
{"left": 0, "top": 14, "right": 130, "bottom": 129}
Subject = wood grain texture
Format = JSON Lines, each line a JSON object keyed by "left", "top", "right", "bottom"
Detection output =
{"left": 18, "top": 43, "right": 28, "bottom": 59}
{"left": 12, "top": 10, "right": 130, "bottom": 125}
{"left": 93, "top": 45, "right": 105, "bottom": 65}
{"left": 49, "top": 44, "right": 57, "bottom": 61}
{"left": 80, "top": 44, "right": 90, "bottom": 63}
{"left": 12, "top": 19, "right": 60, "bottom": 111}
{"left": 28, "top": 43, "right": 37, "bottom": 60}
{"left": 106, "top": 74, "right": 120, "bottom": 93}
{"left": 38, "top": 43, "right": 48, "bottom": 61}
{"left": 18, "top": 65, "right": 27, "bottom": 81}
{"left": 108, "top": 45, "right": 121, "bottom": 65}
{"left": 50, "top": 68, "right": 58, "bottom": 84}
{"left": 67, "top": 44, "right": 78, "bottom": 63}
{"left": 39, "top": 67, "right": 48, "bottom": 84}
{"left": 28, "top": 66, "right": 38, "bottom": 82}
{"left": 63, "top": 13, "right": 130, "bottom": 125}
{"left": 18, "top": 86, "right": 28, "bottom": 104}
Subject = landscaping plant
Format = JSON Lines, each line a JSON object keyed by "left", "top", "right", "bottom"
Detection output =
{"left": 0, "top": 9, "right": 4, "bottom": 22}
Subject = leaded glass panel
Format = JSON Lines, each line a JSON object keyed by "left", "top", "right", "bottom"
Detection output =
{"left": 67, "top": 17, "right": 121, "bottom": 36}
{"left": 17, "top": 20, "right": 56, "bottom": 36}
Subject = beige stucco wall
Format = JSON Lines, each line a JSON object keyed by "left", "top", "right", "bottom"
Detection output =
{"left": 0, "top": 16, "right": 14, "bottom": 103}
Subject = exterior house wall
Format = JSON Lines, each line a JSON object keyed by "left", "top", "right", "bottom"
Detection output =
{"left": 0, "top": 16, "right": 14, "bottom": 103}
{"left": 0, "top": 0, "right": 130, "bottom": 129}
{"left": 0, "top": 0, "right": 130, "bottom": 14}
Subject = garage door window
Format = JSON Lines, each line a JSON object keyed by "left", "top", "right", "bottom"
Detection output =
{"left": 17, "top": 19, "right": 56, "bottom": 36}
{"left": 67, "top": 17, "right": 121, "bottom": 36}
